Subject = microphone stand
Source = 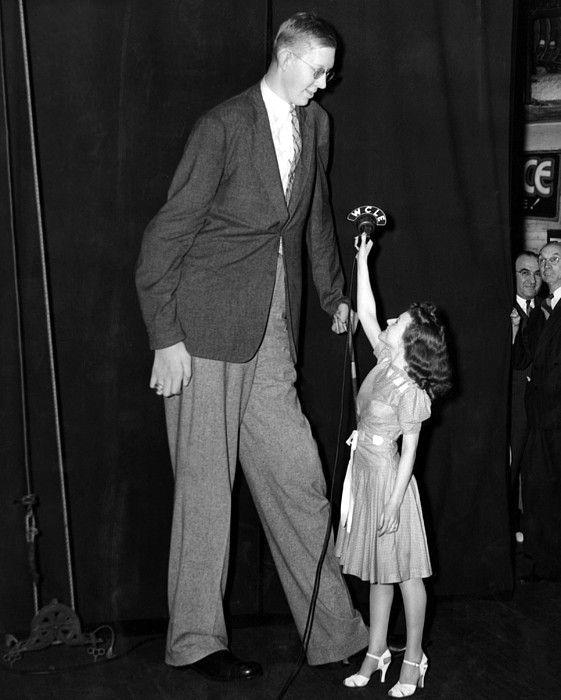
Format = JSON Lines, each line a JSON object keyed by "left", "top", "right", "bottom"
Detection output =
{"left": 347, "top": 312, "right": 360, "bottom": 425}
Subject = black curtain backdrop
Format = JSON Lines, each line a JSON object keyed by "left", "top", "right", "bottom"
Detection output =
{"left": 277, "top": 0, "right": 514, "bottom": 600}
{"left": 1, "top": 0, "right": 513, "bottom": 634}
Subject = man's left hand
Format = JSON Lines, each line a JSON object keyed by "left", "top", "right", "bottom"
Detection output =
{"left": 331, "top": 302, "right": 349, "bottom": 334}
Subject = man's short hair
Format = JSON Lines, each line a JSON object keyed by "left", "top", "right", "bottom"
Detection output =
{"left": 515, "top": 250, "right": 538, "bottom": 265}
{"left": 273, "top": 12, "right": 337, "bottom": 60}
{"left": 540, "top": 240, "right": 561, "bottom": 254}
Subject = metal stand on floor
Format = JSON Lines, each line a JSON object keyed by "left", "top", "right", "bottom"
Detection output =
{"left": 3, "top": 600, "right": 114, "bottom": 666}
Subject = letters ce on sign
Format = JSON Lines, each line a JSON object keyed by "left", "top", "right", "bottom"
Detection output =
{"left": 523, "top": 152, "right": 560, "bottom": 220}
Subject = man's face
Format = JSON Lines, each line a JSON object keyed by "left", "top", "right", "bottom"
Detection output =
{"left": 515, "top": 254, "right": 542, "bottom": 299}
{"left": 539, "top": 243, "right": 561, "bottom": 293}
{"left": 279, "top": 42, "right": 335, "bottom": 106}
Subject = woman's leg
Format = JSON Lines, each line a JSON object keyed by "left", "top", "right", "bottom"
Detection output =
{"left": 355, "top": 582, "right": 394, "bottom": 677}
{"left": 397, "top": 577, "right": 427, "bottom": 684}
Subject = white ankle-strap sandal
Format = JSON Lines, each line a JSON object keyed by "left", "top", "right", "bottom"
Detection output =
{"left": 388, "top": 652, "right": 428, "bottom": 697}
{"left": 343, "top": 648, "right": 392, "bottom": 687}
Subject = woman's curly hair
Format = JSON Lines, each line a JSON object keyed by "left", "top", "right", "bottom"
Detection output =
{"left": 402, "top": 302, "right": 452, "bottom": 400}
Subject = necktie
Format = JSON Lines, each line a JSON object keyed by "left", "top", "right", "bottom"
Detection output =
{"left": 541, "top": 295, "right": 553, "bottom": 320}
{"left": 525, "top": 299, "right": 531, "bottom": 315}
{"left": 285, "top": 106, "right": 301, "bottom": 204}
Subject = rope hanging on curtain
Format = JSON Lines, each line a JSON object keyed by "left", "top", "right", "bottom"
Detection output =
{"left": 0, "top": 0, "right": 39, "bottom": 616}
{"left": 15, "top": 0, "right": 76, "bottom": 612}
{"left": 1, "top": 1, "right": 117, "bottom": 668}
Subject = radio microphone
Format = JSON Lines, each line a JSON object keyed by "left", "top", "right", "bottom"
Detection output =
{"left": 347, "top": 204, "right": 387, "bottom": 241}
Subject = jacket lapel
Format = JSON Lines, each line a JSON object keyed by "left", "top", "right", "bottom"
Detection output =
{"left": 534, "top": 299, "right": 561, "bottom": 360}
{"left": 515, "top": 300, "right": 531, "bottom": 331}
{"left": 288, "top": 105, "right": 313, "bottom": 212}
{"left": 247, "top": 85, "right": 289, "bottom": 222}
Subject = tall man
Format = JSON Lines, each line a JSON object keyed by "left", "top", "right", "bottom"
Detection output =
{"left": 510, "top": 252, "right": 542, "bottom": 535}
{"left": 513, "top": 241, "right": 561, "bottom": 581}
{"left": 136, "top": 13, "right": 368, "bottom": 681}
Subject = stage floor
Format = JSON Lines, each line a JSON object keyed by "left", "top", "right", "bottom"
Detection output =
{"left": 1, "top": 577, "right": 560, "bottom": 699}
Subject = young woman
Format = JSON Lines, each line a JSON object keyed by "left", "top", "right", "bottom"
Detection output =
{"left": 335, "top": 234, "right": 452, "bottom": 697}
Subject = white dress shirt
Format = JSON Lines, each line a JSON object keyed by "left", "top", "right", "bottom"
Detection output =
{"left": 550, "top": 287, "right": 561, "bottom": 310}
{"left": 516, "top": 295, "right": 535, "bottom": 315}
{"left": 260, "top": 78, "right": 295, "bottom": 197}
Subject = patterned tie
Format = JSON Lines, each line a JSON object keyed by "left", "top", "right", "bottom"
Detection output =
{"left": 525, "top": 299, "right": 531, "bottom": 315}
{"left": 541, "top": 294, "right": 553, "bottom": 320}
{"left": 285, "top": 106, "right": 301, "bottom": 204}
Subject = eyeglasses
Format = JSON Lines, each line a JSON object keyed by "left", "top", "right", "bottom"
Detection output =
{"left": 539, "top": 254, "right": 561, "bottom": 267}
{"left": 516, "top": 268, "right": 541, "bottom": 279}
{"left": 291, "top": 52, "right": 334, "bottom": 82}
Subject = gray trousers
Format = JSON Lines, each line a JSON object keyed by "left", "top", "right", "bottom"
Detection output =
{"left": 164, "top": 255, "right": 368, "bottom": 665}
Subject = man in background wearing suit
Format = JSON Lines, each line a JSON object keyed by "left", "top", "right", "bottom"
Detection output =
{"left": 136, "top": 12, "right": 368, "bottom": 681}
{"left": 513, "top": 241, "right": 561, "bottom": 582}
{"left": 510, "top": 252, "right": 542, "bottom": 542}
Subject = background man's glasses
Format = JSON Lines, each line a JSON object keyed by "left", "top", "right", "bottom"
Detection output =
{"left": 291, "top": 52, "right": 334, "bottom": 82}
{"left": 539, "top": 255, "right": 561, "bottom": 267}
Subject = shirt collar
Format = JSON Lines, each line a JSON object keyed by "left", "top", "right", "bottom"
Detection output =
{"left": 551, "top": 287, "right": 561, "bottom": 309}
{"left": 260, "top": 78, "right": 292, "bottom": 121}
{"left": 516, "top": 294, "right": 534, "bottom": 311}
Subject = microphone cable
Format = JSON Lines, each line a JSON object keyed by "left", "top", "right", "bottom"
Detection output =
{"left": 276, "top": 256, "right": 358, "bottom": 699}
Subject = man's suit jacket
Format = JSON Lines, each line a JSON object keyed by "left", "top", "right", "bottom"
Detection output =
{"left": 513, "top": 297, "right": 561, "bottom": 430}
{"left": 136, "top": 83, "right": 347, "bottom": 362}
{"left": 511, "top": 301, "right": 532, "bottom": 457}
{"left": 511, "top": 299, "right": 539, "bottom": 418}
{"left": 511, "top": 300, "right": 534, "bottom": 404}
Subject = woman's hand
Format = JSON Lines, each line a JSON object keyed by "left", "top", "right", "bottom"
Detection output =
{"left": 378, "top": 500, "right": 400, "bottom": 536}
{"left": 355, "top": 232, "right": 374, "bottom": 263}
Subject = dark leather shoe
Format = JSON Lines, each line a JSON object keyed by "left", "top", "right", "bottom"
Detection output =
{"left": 184, "top": 650, "right": 262, "bottom": 681}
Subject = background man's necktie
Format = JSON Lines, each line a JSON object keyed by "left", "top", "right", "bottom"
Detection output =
{"left": 526, "top": 299, "right": 532, "bottom": 314}
{"left": 541, "top": 295, "right": 553, "bottom": 319}
{"left": 285, "top": 106, "right": 301, "bottom": 204}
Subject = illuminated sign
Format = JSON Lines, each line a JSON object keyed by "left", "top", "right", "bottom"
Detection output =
{"left": 523, "top": 153, "right": 559, "bottom": 219}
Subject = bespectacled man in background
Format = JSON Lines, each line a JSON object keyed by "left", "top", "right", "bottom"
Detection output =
{"left": 513, "top": 241, "right": 561, "bottom": 582}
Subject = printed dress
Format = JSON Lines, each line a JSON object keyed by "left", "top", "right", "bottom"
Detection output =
{"left": 335, "top": 342, "right": 432, "bottom": 583}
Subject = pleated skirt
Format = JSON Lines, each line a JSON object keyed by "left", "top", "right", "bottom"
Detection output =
{"left": 335, "top": 440, "right": 432, "bottom": 584}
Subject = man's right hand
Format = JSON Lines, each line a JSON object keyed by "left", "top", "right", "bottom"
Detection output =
{"left": 150, "top": 341, "right": 192, "bottom": 397}
{"left": 510, "top": 308, "right": 521, "bottom": 344}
